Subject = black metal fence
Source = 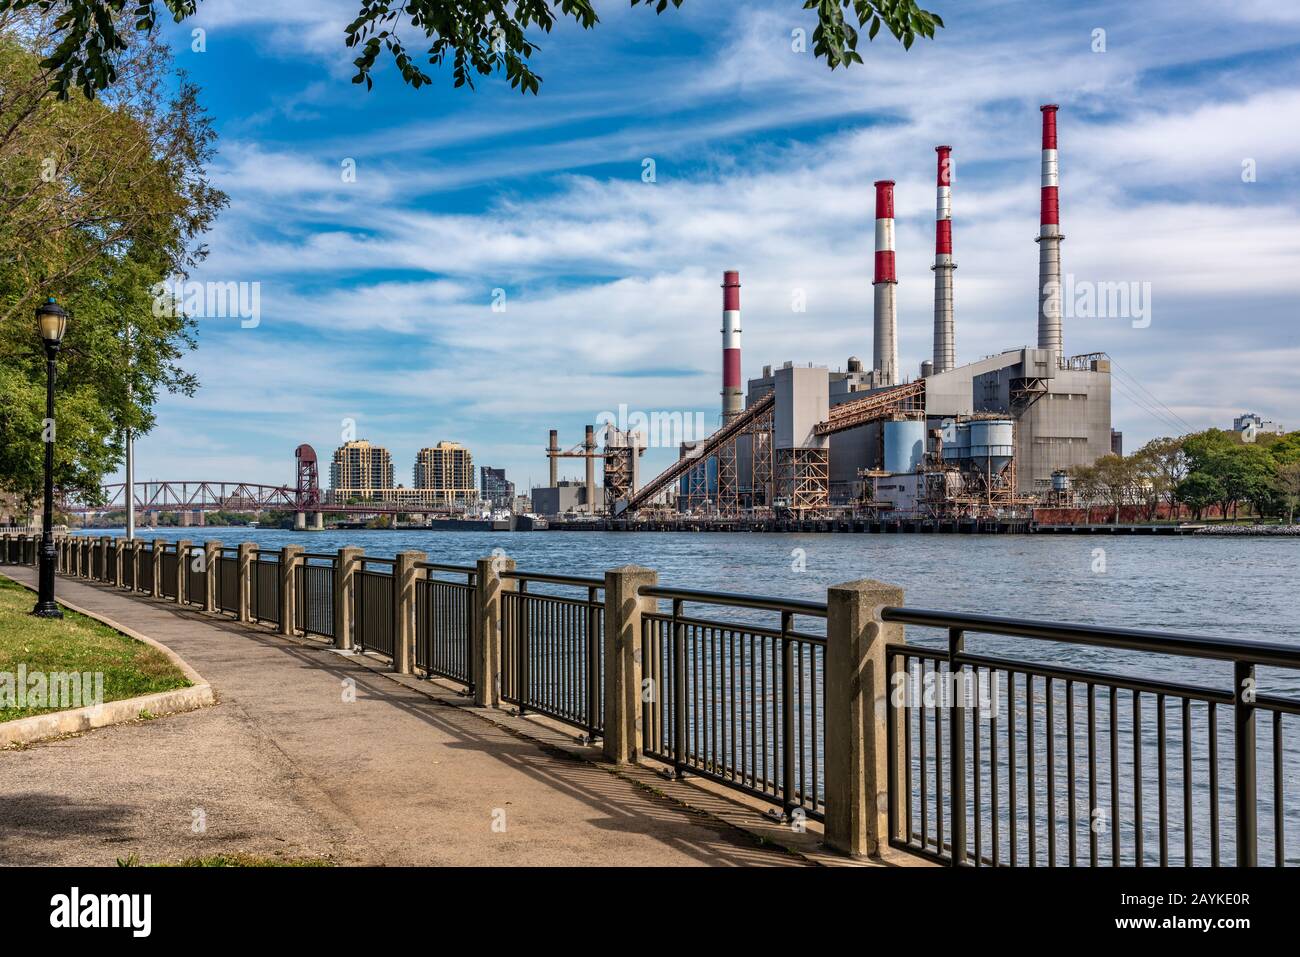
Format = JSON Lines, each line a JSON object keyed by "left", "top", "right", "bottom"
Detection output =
{"left": 186, "top": 550, "right": 206, "bottom": 606}
{"left": 354, "top": 560, "right": 395, "bottom": 658}
{"left": 884, "top": 608, "right": 1300, "bottom": 867}
{"left": 159, "top": 547, "right": 178, "bottom": 599}
{"left": 640, "top": 586, "right": 827, "bottom": 821}
{"left": 296, "top": 554, "right": 336, "bottom": 640}
{"left": 251, "top": 551, "right": 281, "bottom": 625}
{"left": 415, "top": 563, "right": 476, "bottom": 688}
{"left": 217, "top": 552, "right": 239, "bottom": 615}
{"left": 500, "top": 572, "right": 604, "bottom": 737}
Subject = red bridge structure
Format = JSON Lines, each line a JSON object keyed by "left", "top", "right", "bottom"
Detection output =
{"left": 64, "top": 445, "right": 457, "bottom": 527}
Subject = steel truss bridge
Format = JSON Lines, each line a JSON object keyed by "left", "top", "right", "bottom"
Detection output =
{"left": 63, "top": 481, "right": 452, "bottom": 516}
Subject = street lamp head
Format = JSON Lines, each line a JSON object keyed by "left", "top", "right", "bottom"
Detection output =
{"left": 36, "top": 296, "right": 68, "bottom": 347}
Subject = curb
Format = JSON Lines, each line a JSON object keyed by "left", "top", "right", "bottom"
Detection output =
{"left": 0, "top": 571, "right": 216, "bottom": 748}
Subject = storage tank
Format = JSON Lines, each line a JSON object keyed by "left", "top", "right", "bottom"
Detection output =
{"left": 969, "top": 419, "right": 1015, "bottom": 474}
{"left": 883, "top": 419, "right": 926, "bottom": 474}
{"left": 942, "top": 421, "right": 971, "bottom": 463}
{"left": 1052, "top": 469, "right": 1071, "bottom": 492}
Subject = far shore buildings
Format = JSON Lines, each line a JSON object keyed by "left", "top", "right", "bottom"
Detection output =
{"left": 328, "top": 439, "right": 478, "bottom": 507}
{"left": 480, "top": 467, "right": 515, "bottom": 509}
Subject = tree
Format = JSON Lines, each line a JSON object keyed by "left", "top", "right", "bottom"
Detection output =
{"left": 1277, "top": 462, "right": 1300, "bottom": 525}
{"left": 1135, "top": 436, "right": 1185, "bottom": 518}
{"left": 1091, "top": 454, "right": 1137, "bottom": 524}
{"left": 1202, "top": 446, "right": 1275, "bottom": 522}
{"left": 1176, "top": 471, "right": 1221, "bottom": 522}
{"left": 0, "top": 0, "right": 944, "bottom": 99}
{"left": 0, "top": 14, "right": 225, "bottom": 505}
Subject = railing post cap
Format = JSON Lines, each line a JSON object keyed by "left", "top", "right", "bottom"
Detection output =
{"left": 607, "top": 564, "right": 656, "bottom": 576}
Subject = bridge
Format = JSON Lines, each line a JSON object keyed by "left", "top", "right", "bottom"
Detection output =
{"left": 64, "top": 445, "right": 463, "bottom": 526}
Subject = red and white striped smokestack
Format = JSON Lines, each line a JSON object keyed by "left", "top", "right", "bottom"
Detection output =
{"left": 872, "top": 180, "right": 898, "bottom": 386}
{"left": 931, "top": 146, "right": 956, "bottom": 375}
{"left": 721, "top": 270, "right": 742, "bottom": 422}
{"left": 1036, "top": 104, "right": 1064, "bottom": 358}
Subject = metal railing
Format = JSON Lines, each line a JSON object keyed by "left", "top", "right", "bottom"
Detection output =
{"left": 251, "top": 550, "right": 281, "bottom": 625}
{"left": 415, "top": 563, "right": 476, "bottom": 688}
{"left": 159, "top": 546, "right": 179, "bottom": 599}
{"left": 640, "top": 586, "right": 827, "bottom": 820}
{"left": 186, "top": 550, "right": 206, "bottom": 606}
{"left": 354, "top": 559, "right": 395, "bottom": 658}
{"left": 139, "top": 545, "right": 155, "bottom": 590}
{"left": 500, "top": 571, "right": 604, "bottom": 737}
{"left": 884, "top": 607, "right": 1300, "bottom": 867}
{"left": 296, "top": 554, "right": 336, "bottom": 639}
{"left": 217, "top": 550, "right": 239, "bottom": 614}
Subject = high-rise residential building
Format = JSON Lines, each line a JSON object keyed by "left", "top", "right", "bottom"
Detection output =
{"left": 415, "top": 442, "right": 477, "bottom": 505}
{"left": 329, "top": 440, "right": 394, "bottom": 501}
{"left": 1110, "top": 429, "right": 1123, "bottom": 457}
{"left": 480, "top": 467, "right": 515, "bottom": 508}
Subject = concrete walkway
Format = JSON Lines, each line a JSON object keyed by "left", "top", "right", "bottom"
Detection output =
{"left": 0, "top": 569, "right": 804, "bottom": 867}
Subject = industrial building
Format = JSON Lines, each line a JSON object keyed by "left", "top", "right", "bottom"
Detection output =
{"left": 538, "top": 104, "right": 1113, "bottom": 523}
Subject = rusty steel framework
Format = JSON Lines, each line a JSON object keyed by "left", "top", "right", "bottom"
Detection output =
{"left": 624, "top": 381, "right": 927, "bottom": 518}
{"left": 775, "top": 448, "right": 830, "bottom": 514}
{"left": 603, "top": 444, "right": 636, "bottom": 510}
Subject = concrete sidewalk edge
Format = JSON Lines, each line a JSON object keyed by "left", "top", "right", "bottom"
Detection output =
{"left": 0, "top": 571, "right": 216, "bottom": 748}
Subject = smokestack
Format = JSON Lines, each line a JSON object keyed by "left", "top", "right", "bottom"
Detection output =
{"left": 1036, "top": 104, "right": 1064, "bottom": 358}
{"left": 548, "top": 429, "right": 559, "bottom": 488}
{"left": 721, "top": 270, "right": 742, "bottom": 422}
{"left": 932, "top": 146, "right": 956, "bottom": 374}
{"left": 873, "top": 180, "right": 898, "bottom": 386}
{"left": 584, "top": 424, "right": 596, "bottom": 513}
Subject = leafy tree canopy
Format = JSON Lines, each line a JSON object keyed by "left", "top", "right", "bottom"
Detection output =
{"left": 0, "top": 11, "right": 226, "bottom": 505}
{"left": 0, "top": 0, "right": 944, "bottom": 99}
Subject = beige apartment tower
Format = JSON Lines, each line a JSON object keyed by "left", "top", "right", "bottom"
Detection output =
{"left": 415, "top": 442, "right": 477, "bottom": 505}
{"left": 328, "top": 440, "right": 394, "bottom": 502}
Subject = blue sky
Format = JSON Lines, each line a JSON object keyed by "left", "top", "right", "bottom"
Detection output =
{"left": 127, "top": 0, "right": 1300, "bottom": 492}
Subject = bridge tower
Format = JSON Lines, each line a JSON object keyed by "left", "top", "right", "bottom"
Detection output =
{"left": 295, "top": 445, "right": 321, "bottom": 530}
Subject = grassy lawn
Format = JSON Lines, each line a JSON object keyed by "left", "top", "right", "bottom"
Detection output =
{"left": 0, "top": 575, "right": 190, "bottom": 723}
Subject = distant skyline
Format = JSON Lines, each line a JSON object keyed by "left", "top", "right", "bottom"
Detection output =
{"left": 120, "top": 0, "right": 1300, "bottom": 490}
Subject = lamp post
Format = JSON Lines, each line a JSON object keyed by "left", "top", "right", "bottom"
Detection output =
{"left": 32, "top": 297, "right": 68, "bottom": 619}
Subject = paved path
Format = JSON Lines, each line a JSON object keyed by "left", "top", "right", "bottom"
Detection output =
{"left": 0, "top": 570, "right": 802, "bottom": 867}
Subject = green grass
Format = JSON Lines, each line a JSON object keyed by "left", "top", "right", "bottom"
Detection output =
{"left": 118, "top": 852, "right": 334, "bottom": 868}
{"left": 0, "top": 576, "right": 190, "bottom": 723}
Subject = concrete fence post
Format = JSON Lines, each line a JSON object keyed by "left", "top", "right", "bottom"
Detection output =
{"left": 280, "top": 545, "right": 303, "bottom": 636}
{"left": 204, "top": 541, "right": 221, "bottom": 613}
{"left": 151, "top": 539, "right": 166, "bottom": 597}
{"left": 334, "top": 547, "right": 363, "bottom": 650}
{"left": 474, "top": 555, "right": 515, "bottom": 708}
{"left": 602, "top": 565, "right": 658, "bottom": 763}
{"left": 237, "top": 542, "right": 256, "bottom": 622}
{"left": 100, "top": 535, "right": 112, "bottom": 581}
{"left": 175, "top": 539, "right": 192, "bottom": 604}
{"left": 824, "top": 578, "right": 906, "bottom": 858}
{"left": 393, "top": 550, "right": 425, "bottom": 674}
{"left": 1, "top": 534, "right": 9, "bottom": 564}
{"left": 114, "top": 538, "right": 126, "bottom": 587}
{"left": 131, "top": 540, "right": 142, "bottom": 591}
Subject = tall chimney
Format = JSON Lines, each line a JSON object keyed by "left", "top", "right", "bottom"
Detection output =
{"left": 873, "top": 180, "right": 898, "bottom": 386}
{"left": 1036, "top": 104, "right": 1064, "bottom": 358}
{"left": 584, "top": 424, "right": 596, "bottom": 513}
{"left": 547, "top": 429, "right": 559, "bottom": 488}
{"left": 932, "top": 146, "right": 956, "bottom": 374}
{"left": 721, "top": 270, "right": 742, "bottom": 422}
